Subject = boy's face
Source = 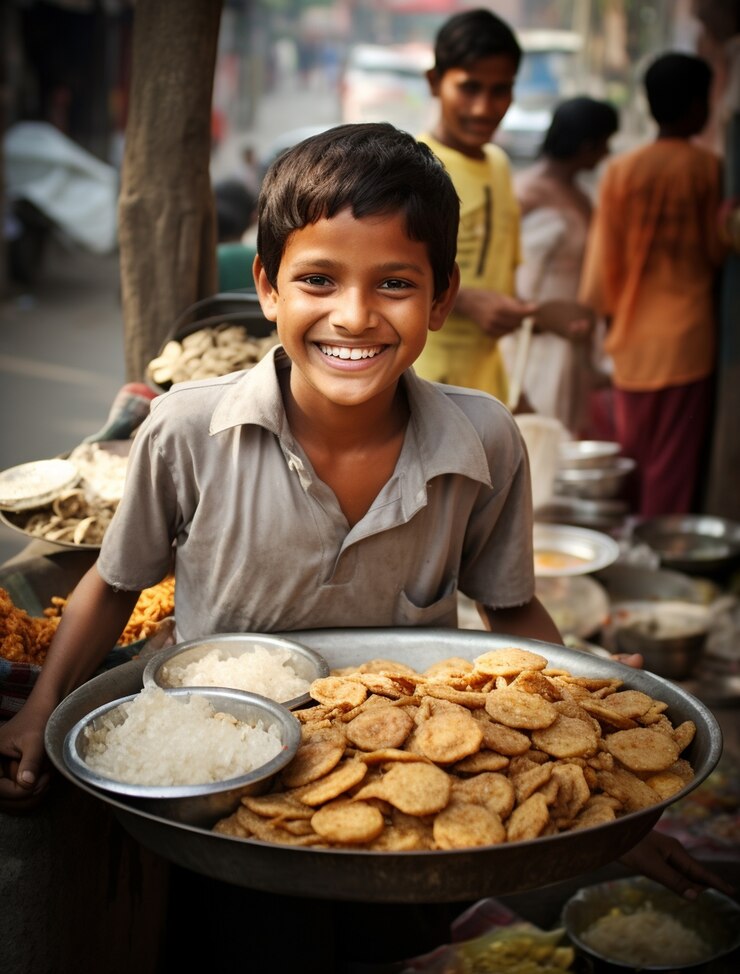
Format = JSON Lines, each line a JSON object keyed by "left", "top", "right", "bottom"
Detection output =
{"left": 428, "top": 55, "right": 518, "bottom": 158}
{"left": 254, "top": 208, "right": 458, "bottom": 412}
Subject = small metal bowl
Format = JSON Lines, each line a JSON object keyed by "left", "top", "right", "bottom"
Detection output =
{"left": 554, "top": 457, "right": 636, "bottom": 501}
{"left": 562, "top": 876, "right": 740, "bottom": 970}
{"left": 63, "top": 686, "right": 301, "bottom": 828}
{"left": 608, "top": 601, "right": 711, "bottom": 681}
{"left": 143, "top": 632, "right": 329, "bottom": 710}
{"left": 558, "top": 440, "right": 621, "bottom": 469}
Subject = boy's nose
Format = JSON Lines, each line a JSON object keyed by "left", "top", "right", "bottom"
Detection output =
{"left": 330, "top": 290, "right": 377, "bottom": 333}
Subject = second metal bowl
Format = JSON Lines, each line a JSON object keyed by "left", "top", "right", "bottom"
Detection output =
{"left": 143, "top": 632, "right": 329, "bottom": 710}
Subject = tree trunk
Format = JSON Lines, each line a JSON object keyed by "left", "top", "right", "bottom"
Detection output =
{"left": 119, "top": 0, "right": 223, "bottom": 382}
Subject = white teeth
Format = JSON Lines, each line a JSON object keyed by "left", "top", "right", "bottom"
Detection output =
{"left": 318, "top": 344, "right": 382, "bottom": 360}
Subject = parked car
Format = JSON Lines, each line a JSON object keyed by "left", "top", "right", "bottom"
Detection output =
{"left": 496, "top": 29, "right": 586, "bottom": 160}
{"left": 339, "top": 43, "right": 435, "bottom": 135}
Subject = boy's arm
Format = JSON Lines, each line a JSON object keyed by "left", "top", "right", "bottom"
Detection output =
{"left": 0, "top": 563, "right": 140, "bottom": 806}
{"left": 477, "top": 596, "right": 563, "bottom": 645}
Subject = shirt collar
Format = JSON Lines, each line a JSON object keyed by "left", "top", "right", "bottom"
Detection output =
{"left": 209, "top": 344, "right": 492, "bottom": 488}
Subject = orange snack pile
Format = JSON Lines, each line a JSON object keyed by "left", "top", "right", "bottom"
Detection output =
{"left": 0, "top": 576, "right": 176, "bottom": 665}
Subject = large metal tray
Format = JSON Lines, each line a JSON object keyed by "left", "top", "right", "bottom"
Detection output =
{"left": 45, "top": 628, "right": 723, "bottom": 904}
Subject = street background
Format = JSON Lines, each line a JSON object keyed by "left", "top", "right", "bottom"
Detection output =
{"left": 0, "top": 83, "right": 340, "bottom": 563}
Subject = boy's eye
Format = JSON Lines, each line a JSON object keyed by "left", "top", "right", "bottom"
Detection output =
{"left": 459, "top": 81, "right": 482, "bottom": 96}
{"left": 380, "top": 278, "right": 412, "bottom": 291}
{"left": 301, "top": 274, "right": 331, "bottom": 286}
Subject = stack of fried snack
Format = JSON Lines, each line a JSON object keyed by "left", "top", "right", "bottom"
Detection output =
{"left": 0, "top": 576, "right": 176, "bottom": 665}
{"left": 214, "top": 647, "right": 695, "bottom": 851}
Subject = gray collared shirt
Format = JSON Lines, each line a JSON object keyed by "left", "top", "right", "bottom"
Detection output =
{"left": 98, "top": 347, "right": 534, "bottom": 640}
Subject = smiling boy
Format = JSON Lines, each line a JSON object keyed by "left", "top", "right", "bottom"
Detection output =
{"left": 0, "top": 123, "right": 559, "bottom": 808}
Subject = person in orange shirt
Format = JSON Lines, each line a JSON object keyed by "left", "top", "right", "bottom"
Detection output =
{"left": 579, "top": 52, "right": 727, "bottom": 516}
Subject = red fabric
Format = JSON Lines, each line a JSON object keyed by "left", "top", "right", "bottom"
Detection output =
{"left": 614, "top": 377, "right": 713, "bottom": 517}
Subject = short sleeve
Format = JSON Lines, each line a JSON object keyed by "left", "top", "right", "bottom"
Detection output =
{"left": 458, "top": 411, "right": 535, "bottom": 609}
{"left": 97, "top": 412, "right": 179, "bottom": 591}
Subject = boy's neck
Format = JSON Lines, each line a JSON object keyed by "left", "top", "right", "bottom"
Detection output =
{"left": 279, "top": 368, "right": 409, "bottom": 450}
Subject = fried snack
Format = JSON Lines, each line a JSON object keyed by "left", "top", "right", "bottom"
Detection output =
{"left": 484, "top": 688, "right": 558, "bottom": 730}
{"left": 415, "top": 710, "right": 484, "bottom": 764}
{"left": 311, "top": 799, "right": 384, "bottom": 845}
{"left": 44, "top": 576, "right": 176, "bottom": 647}
{"left": 604, "top": 727, "right": 680, "bottom": 773}
{"left": 345, "top": 705, "right": 414, "bottom": 751}
{"left": 433, "top": 802, "right": 506, "bottom": 849}
{"left": 147, "top": 326, "right": 279, "bottom": 388}
{"left": 280, "top": 738, "right": 346, "bottom": 788}
{"left": 0, "top": 586, "right": 61, "bottom": 665}
{"left": 213, "top": 646, "right": 697, "bottom": 851}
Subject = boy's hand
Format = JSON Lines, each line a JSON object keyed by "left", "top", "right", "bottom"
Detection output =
{"left": 0, "top": 704, "right": 52, "bottom": 812}
{"left": 533, "top": 300, "right": 595, "bottom": 340}
{"left": 619, "top": 830, "right": 736, "bottom": 900}
{"left": 456, "top": 288, "right": 537, "bottom": 339}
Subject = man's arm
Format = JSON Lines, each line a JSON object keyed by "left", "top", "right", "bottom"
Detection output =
{"left": 0, "top": 563, "right": 140, "bottom": 807}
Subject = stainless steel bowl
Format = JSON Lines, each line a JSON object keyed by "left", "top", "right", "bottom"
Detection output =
{"left": 143, "top": 632, "right": 329, "bottom": 710}
{"left": 607, "top": 601, "right": 711, "bottom": 681}
{"left": 558, "top": 440, "right": 621, "bottom": 469}
{"left": 63, "top": 686, "right": 301, "bottom": 829}
{"left": 554, "top": 457, "right": 636, "bottom": 501}
{"left": 562, "top": 876, "right": 740, "bottom": 970}
{"left": 632, "top": 515, "right": 740, "bottom": 575}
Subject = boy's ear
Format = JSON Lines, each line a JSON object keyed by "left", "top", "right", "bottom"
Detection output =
{"left": 429, "top": 263, "right": 460, "bottom": 333}
{"left": 426, "top": 67, "right": 441, "bottom": 97}
{"left": 253, "top": 255, "right": 279, "bottom": 322}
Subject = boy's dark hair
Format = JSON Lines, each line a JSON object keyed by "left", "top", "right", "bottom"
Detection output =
{"left": 433, "top": 8, "right": 521, "bottom": 76}
{"left": 644, "top": 52, "right": 712, "bottom": 126}
{"left": 541, "top": 97, "right": 619, "bottom": 159}
{"left": 257, "top": 123, "right": 459, "bottom": 299}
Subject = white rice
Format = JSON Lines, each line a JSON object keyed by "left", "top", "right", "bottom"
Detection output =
{"left": 83, "top": 687, "right": 283, "bottom": 786}
{"left": 580, "top": 905, "right": 710, "bottom": 967}
{"left": 162, "top": 645, "right": 310, "bottom": 702}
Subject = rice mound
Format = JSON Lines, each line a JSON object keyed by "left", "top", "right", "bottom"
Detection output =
{"left": 162, "top": 645, "right": 310, "bottom": 702}
{"left": 580, "top": 904, "right": 710, "bottom": 967}
{"left": 83, "top": 687, "right": 283, "bottom": 786}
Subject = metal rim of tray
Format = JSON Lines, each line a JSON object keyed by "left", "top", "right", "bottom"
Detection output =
{"left": 46, "top": 628, "right": 723, "bottom": 903}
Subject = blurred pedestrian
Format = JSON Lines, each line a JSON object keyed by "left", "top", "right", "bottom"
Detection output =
{"left": 501, "top": 97, "right": 619, "bottom": 434}
{"left": 214, "top": 178, "right": 258, "bottom": 291}
{"left": 579, "top": 53, "right": 727, "bottom": 516}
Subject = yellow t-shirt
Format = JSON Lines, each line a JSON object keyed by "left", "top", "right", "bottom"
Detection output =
{"left": 415, "top": 134, "right": 521, "bottom": 401}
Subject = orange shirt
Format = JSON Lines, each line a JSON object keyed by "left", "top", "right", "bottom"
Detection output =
{"left": 579, "top": 139, "right": 725, "bottom": 390}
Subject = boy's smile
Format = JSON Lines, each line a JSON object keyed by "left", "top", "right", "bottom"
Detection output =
{"left": 428, "top": 55, "right": 517, "bottom": 159}
{"left": 255, "top": 208, "right": 457, "bottom": 415}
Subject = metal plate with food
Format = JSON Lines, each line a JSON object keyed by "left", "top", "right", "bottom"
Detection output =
{"left": 632, "top": 515, "right": 740, "bottom": 575}
{"left": 46, "top": 628, "right": 722, "bottom": 904}
{"left": 0, "top": 458, "right": 79, "bottom": 511}
{"left": 533, "top": 523, "right": 621, "bottom": 577}
{"left": 0, "top": 441, "right": 131, "bottom": 550}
